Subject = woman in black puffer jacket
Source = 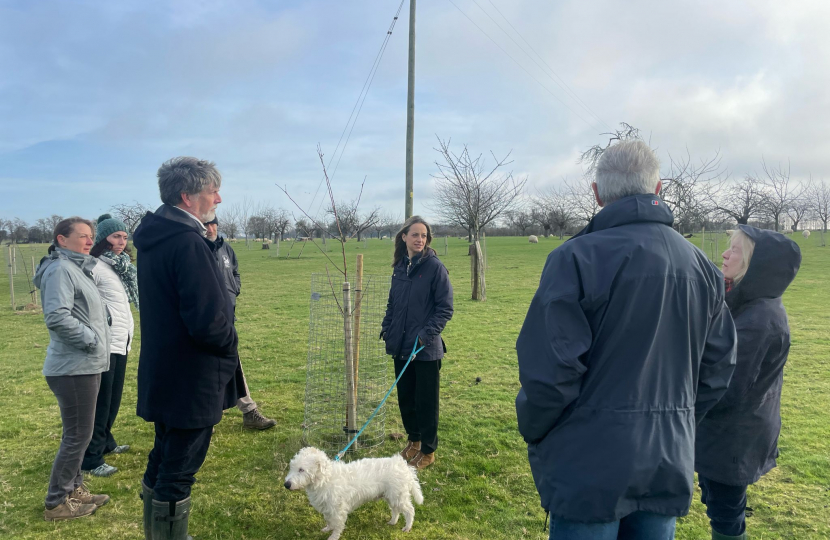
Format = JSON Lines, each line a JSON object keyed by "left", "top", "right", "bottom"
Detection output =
{"left": 381, "top": 216, "right": 453, "bottom": 471}
{"left": 695, "top": 225, "right": 801, "bottom": 540}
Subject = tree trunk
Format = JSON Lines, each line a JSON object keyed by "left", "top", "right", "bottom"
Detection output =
{"left": 470, "top": 240, "right": 485, "bottom": 301}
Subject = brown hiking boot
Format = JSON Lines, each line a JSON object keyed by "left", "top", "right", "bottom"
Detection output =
{"left": 400, "top": 440, "right": 421, "bottom": 462}
{"left": 44, "top": 497, "right": 97, "bottom": 521}
{"left": 243, "top": 408, "right": 276, "bottom": 430}
{"left": 410, "top": 451, "right": 435, "bottom": 471}
{"left": 71, "top": 484, "right": 110, "bottom": 507}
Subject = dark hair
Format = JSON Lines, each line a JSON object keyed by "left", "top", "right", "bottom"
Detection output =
{"left": 48, "top": 217, "right": 95, "bottom": 254}
{"left": 157, "top": 156, "right": 222, "bottom": 206}
{"left": 90, "top": 238, "right": 134, "bottom": 261}
{"left": 392, "top": 216, "right": 433, "bottom": 267}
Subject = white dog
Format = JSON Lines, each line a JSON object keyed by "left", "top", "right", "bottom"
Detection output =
{"left": 284, "top": 447, "right": 424, "bottom": 540}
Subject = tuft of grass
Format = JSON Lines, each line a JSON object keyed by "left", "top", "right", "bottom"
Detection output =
{"left": 0, "top": 234, "right": 827, "bottom": 539}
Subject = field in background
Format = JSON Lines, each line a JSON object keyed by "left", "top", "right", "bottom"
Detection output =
{"left": 0, "top": 234, "right": 827, "bottom": 539}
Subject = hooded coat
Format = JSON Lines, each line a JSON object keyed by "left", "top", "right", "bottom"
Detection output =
{"left": 132, "top": 204, "right": 244, "bottom": 429}
{"left": 381, "top": 247, "right": 453, "bottom": 361}
{"left": 212, "top": 237, "right": 241, "bottom": 309}
{"left": 34, "top": 248, "right": 111, "bottom": 376}
{"left": 695, "top": 225, "right": 801, "bottom": 485}
{"left": 516, "top": 194, "right": 738, "bottom": 523}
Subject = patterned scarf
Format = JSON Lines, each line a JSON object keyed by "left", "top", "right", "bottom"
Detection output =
{"left": 724, "top": 277, "right": 734, "bottom": 293}
{"left": 101, "top": 250, "right": 140, "bottom": 310}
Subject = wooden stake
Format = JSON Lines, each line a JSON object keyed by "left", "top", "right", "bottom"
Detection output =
{"left": 343, "top": 282, "right": 357, "bottom": 441}
{"left": 353, "top": 254, "right": 364, "bottom": 414}
{"left": 8, "top": 246, "right": 15, "bottom": 309}
{"left": 444, "top": 235, "right": 448, "bottom": 256}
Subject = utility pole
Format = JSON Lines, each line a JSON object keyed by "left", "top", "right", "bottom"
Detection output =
{"left": 404, "top": 0, "right": 416, "bottom": 219}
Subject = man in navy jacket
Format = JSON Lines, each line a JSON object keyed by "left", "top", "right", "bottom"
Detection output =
{"left": 516, "top": 140, "right": 737, "bottom": 539}
{"left": 133, "top": 157, "right": 245, "bottom": 540}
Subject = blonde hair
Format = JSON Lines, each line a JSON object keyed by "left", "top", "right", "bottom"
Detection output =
{"left": 728, "top": 229, "right": 756, "bottom": 283}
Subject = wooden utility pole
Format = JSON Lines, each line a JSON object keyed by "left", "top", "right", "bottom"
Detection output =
{"left": 404, "top": 0, "right": 416, "bottom": 219}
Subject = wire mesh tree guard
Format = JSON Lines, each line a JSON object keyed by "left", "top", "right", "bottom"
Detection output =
{"left": 303, "top": 266, "right": 391, "bottom": 455}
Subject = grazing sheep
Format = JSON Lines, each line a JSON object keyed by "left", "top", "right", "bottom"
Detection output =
{"left": 803, "top": 230, "right": 811, "bottom": 239}
{"left": 528, "top": 235, "right": 538, "bottom": 244}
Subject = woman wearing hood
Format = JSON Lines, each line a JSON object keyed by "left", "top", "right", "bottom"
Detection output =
{"left": 381, "top": 216, "right": 453, "bottom": 471}
{"left": 80, "top": 214, "right": 138, "bottom": 477}
{"left": 34, "top": 217, "right": 111, "bottom": 521}
{"left": 695, "top": 225, "right": 802, "bottom": 540}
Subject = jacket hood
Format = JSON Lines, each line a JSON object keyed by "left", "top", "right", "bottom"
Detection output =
{"left": 34, "top": 247, "right": 97, "bottom": 289}
{"left": 726, "top": 225, "right": 801, "bottom": 310}
{"left": 133, "top": 204, "right": 206, "bottom": 253}
{"left": 571, "top": 194, "right": 673, "bottom": 240}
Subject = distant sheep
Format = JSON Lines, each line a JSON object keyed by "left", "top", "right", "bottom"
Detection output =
{"left": 803, "top": 230, "right": 811, "bottom": 239}
{"left": 528, "top": 235, "right": 538, "bottom": 244}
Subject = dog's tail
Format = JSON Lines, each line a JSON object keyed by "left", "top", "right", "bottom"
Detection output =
{"left": 409, "top": 469, "right": 424, "bottom": 505}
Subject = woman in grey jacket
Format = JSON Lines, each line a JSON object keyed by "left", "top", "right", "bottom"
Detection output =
{"left": 34, "top": 217, "right": 111, "bottom": 521}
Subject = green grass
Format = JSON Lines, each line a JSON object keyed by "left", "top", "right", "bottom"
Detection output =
{"left": 0, "top": 234, "right": 828, "bottom": 539}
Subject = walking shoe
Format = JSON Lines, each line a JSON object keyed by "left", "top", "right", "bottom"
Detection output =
{"left": 44, "top": 497, "right": 97, "bottom": 521}
{"left": 400, "top": 440, "right": 421, "bottom": 462}
{"left": 410, "top": 451, "right": 435, "bottom": 471}
{"left": 84, "top": 463, "right": 118, "bottom": 477}
{"left": 243, "top": 408, "right": 276, "bottom": 430}
{"left": 110, "top": 444, "right": 131, "bottom": 454}
{"left": 71, "top": 484, "right": 110, "bottom": 507}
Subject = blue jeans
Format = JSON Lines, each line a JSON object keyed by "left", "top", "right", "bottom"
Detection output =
{"left": 550, "top": 511, "right": 676, "bottom": 540}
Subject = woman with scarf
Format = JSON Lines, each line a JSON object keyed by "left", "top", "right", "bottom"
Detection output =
{"left": 695, "top": 226, "right": 801, "bottom": 540}
{"left": 81, "top": 214, "right": 139, "bottom": 477}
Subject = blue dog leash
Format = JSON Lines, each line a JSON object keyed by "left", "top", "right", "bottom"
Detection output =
{"left": 335, "top": 339, "right": 424, "bottom": 461}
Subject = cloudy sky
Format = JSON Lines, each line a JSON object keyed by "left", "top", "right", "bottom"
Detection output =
{"left": 1, "top": 0, "right": 828, "bottom": 224}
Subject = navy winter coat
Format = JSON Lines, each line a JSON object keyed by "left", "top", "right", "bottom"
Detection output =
{"left": 516, "top": 194, "right": 738, "bottom": 523}
{"left": 381, "top": 248, "right": 453, "bottom": 361}
{"left": 695, "top": 225, "right": 801, "bottom": 485}
{"left": 133, "top": 205, "right": 245, "bottom": 429}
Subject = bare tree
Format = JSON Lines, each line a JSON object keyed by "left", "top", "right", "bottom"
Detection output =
{"left": 505, "top": 208, "right": 534, "bottom": 235}
{"left": 710, "top": 175, "right": 767, "bottom": 225}
{"left": 564, "top": 175, "right": 600, "bottom": 225}
{"left": 808, "top": 177, "right": 830, "bottom": 232}
{"left": 785, "top": 178, "right": 812, "bottom": 232}
{"left": 578, "top": 122, "right": 642, "bottom": 176}
{"left": 111, "top": 202, "right": 150, "bottom": 237}
{"left": 327, "top": 199, "right": 380, "bottom": 242}
{"left": 759, "top": 158, "right": 793, "bottom": 232}
{"left": 429, "top": 137, "right": 526, "bottom": 242}
{"left": 217, "top": 205, "right": 241, "bottom": 239}
{"left": 372, "top": 211, "right": 399, "bottom": 239}
{"left": 533, "top": 186, "right": 574, "bottom": 239}
{"left": 661, "top": 149, "right": 724, "bottom": 233}
{"left": 46, "top": 214, "right": 64, "bottom": 235}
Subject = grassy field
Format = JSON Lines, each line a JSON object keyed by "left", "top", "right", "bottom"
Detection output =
{"left": 0, "top": 233, "right": 828, "bottom": 539}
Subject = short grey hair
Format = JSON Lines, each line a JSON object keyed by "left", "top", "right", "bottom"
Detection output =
{"left": 157, "top": 156, "right": 222, "bottom": 206}
{"left": 595, "top": 140, "right": 660, "bottom": 205}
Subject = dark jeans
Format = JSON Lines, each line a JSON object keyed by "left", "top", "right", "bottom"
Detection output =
{"left": 82, "top": 353, "right": 128, "bottom": 469}
{"left": 550, "top": 511, "right": 677, "bottom": 540}
{"left": 394, "top": 357, "right": 441, "bottom": 454}
{"left": 45, "top": 374, "right": 101, "bottom": 508}
{"left": 699, "top": 475, "right": 748, "bottom": 536}
{"left": 143, "top": 422, "right": 213, "bottom": 502}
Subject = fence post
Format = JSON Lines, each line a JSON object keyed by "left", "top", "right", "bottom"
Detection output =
{"left": 8, "top": 246, "right": 15, "bottom": 309}
{"left": 444, "top": 235, "right": 448, "bottom": 256}
{"left": 353, "top": 255, "right": 364, "bottom": 413}
{"left": 343, "top": 282, "right": 357, "bottom": 441}
{"left": 32, "top": 256, "right": 39, "bottom": 306}
{"left": 12, "top": 245, "right": 17, "bottom": 275}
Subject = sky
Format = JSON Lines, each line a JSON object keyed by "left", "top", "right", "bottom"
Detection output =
{"left": 1, "top": 0, "right": 829, "bottom": 224}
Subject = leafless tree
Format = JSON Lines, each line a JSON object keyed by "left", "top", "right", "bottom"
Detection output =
{"left": 785, "top": 178, "right": 812, "bottom": 232}
{"left": 327, "top": 199, "right": 380, "bottom": 242}
{"left": 505, "top": 208, "right": 534, "bottom": 235}
{"left": 759, "top": 158, "right": 793, "bottom": 232}
{"left": 533, "top": 186, "right": 574, "bottom": 239}
{"left": 808, "top": 177, "right": 830, "bottom": 232}
{"left": 709, "top": 175, "right": 767, "bottom": 225}
{"left": 564, "top": 175, "right": 600, "bottom": 225}
{"left": 578, "top": 122, "right": 642, "bottom": 177}
{"left": 429, "top": 137, "right": 526, "bottom": 242}
{"left": 217, "top": 205, "right": 241, "bottom": 239}
{"left": 372, "top": 212, "right": 399, "bottom": 239}
{"left": 111, "top": 202, "right": 151, "bottom": 237}
{"left": 45, "top": 214, "right": 64, "bottom": 235}
{"left": 661, "top": 149, "right": 725, "bottom": 233}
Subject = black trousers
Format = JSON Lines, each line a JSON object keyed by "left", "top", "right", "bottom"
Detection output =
{"left": 82, "top": 353, "right": 128, "bottom": 470}
{"left": 143, "top": 422, "right": 213, "bottom": 502}
{"left": 394, "top": 357, "right": 441, "bottom": 454}
{"left": 699, "top": 475, "right": 748, "bottom": 536}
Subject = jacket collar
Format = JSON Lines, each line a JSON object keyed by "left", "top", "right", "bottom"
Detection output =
{"left": 155, "top": 204, "right": 207, "bottom": 237}
{"left": 571, "top": 194, "right": 674, "bottom": 240}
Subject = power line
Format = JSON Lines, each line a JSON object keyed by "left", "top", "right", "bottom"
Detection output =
{"left": 307, "top": 0, "right": 406, "bottom": 223}
{"left": 485, "top": 0, "right": 612, "bottom": 131}
{"left": 447, "top": 0, "right": 602, "bottom": 131}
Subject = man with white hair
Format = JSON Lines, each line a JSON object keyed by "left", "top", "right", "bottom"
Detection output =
{"left": 516, "top": 140, "right": 738, "bottom": 539}
{"left": 133, "top": 157, "right": 245, "bottom": 540}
